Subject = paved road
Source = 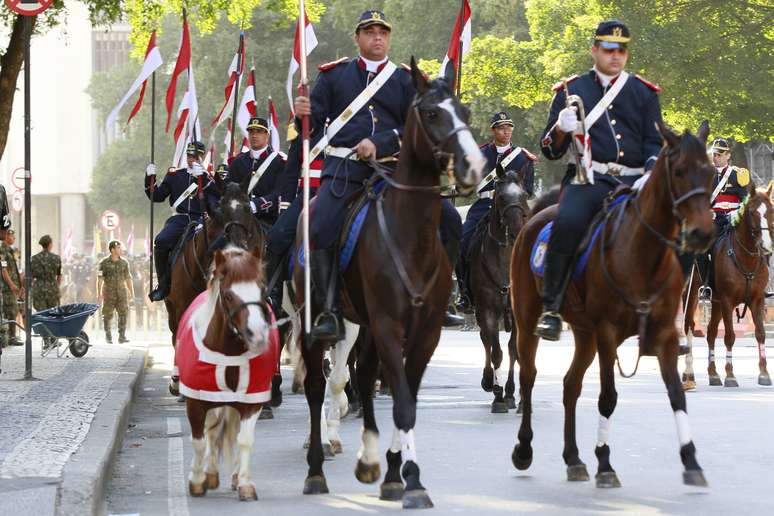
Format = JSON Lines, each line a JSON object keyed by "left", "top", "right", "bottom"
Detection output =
{"left": 106, "top": 332, "right": 774, "bottom": 515}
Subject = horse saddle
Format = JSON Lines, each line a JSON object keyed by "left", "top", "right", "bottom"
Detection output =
{"left": 531, "top": 188, "right": 633, "bottom": 280}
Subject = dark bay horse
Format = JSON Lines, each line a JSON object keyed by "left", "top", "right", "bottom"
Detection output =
{"left": 682, "top": 183, "right": 773, "bottom": 388}
{"left": 167, "top": 182, "right": 261, "bottom": 396}
{"left": 510, "top": 122, "right": 715, "bottom": 488}
{"left": 468, "top": 165, "right": 529, "bottom": 412}
{"left": 179, "top": 246, "right": 276, "bottom": 501}
{"left": 294, "top": 59, "right": 484, "bottom": 508}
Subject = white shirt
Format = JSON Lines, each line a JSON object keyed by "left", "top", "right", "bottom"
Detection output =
{"left": 359, "top": 55, "right": 389, "bottom": 73}
{"left": 495, "top": 144, "right": 511, "bottom": 154}
{"left": 593, "top": 66, "right": 619, "bottom": 88}
{"left": 250, "top": 146, "right": 268, "bottom": 159}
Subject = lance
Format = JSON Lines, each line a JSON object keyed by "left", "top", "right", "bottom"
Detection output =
{"left": 149, "top": 69, "right": 156, "bottom": 295}
{"left": 229, "top": 31, "right": 245, "bottom": 158}
{"left": 298, "top": 0, "right": 312, "bottom": 339}
{"left": 455, "top": 0, "right": 464, "bottom": 98}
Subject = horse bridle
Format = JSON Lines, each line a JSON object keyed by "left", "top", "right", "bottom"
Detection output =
{"left": 218, "top": 284, "right": 272, "bottom": 344}
{"left": 490, "top": 178, "right": 527, "bottom": 246}
{"left": 223, "top": 220, "right": 251, "bottom": 249}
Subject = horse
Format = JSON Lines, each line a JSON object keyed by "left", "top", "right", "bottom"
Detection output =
{"left": 681, "top": 183, "right": 773, "bottom": 389}
{"left": 177, "top": 246, "right": 276, "bottom": 501}
{"left": 165, "top": 181, "right": 262, "bottom": 397}
{"left": 293, "top": 58, "right": 484, "bottom": 508}
{"left": 510, "top": 121, "right": 715, "bottom": 488}
{"left": 467, "top": 164, "right": 530, "bottom": 412}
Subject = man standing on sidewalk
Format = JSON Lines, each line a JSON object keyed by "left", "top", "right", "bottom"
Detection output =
{"left": 0, "top": 229, "right": 23, "bottom": 347}
{"left": 30, "top": 234, "right": 62, "bottom": 311}
{"left": 97, "top": 241, "right": 133, "bottom": 344}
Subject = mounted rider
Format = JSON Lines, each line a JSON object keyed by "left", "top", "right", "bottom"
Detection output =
{"left": 456, "top": 111, "right": 536, "bottom": 312}
{"left": 225, "top": 117, "right": 287, "bottom": 225}
{"left": 145, "top": 141, "right": 220, "bottom": 301}
{"left": 293, "top": 9, "right": 464, "bottom": 341}
{"left": 535, "top": 20, "right": 664, "bottom": 340}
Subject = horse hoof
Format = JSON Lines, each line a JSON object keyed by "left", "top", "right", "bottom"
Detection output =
{"left": 188, "top": 481, "right": 206, "bottom": 497}
{"left": 708, "top": 376, "right": 722, "bottom": 386}
{"left": 567, "top": 464, "right": 590, "bottom": 482}
{"left": 504, "top": 396, "right": 517, "bottom": 410}
{"left": 511, "top": 445, "right": 532, "bottom": 470}
{"left": 491, "top": 400, "right": 509, "bottom": 414}
{"left": 355, "top": 459, "right": 381, "bottom": 484}
{"left": 595, "top": 471, "right": 621, "bottom": 488}
{"left": 379, "top": 481, "right": 404, "bottom": 501}
{"left": 402, "top": 489, "right": 434, "bottom": 509}
{"left": 232, "top": 474, "right": 239, "bottom": 491}
{"left": 481, "top": 369, "right": 494, "bottom": 392}
{"left": 238, "top": 484, "right": 258, "bottom": 501}
{"left": 270, "top": 391, "right": 283, "bottom": 408}
{"left": 204, "top": 472, "right": 219, "bottom": 490}
{"left": 683, "top": 469, "right": 708, "bottom": 487}
{"left": 758, "top": 374, "right": 772, "bottom": 386}
{"left": 303, "top": 475, "right": 329, "bottom": 495}
{"left": 682, "top": 380, "right": 696, "bottom": 391}
{"left": 259, "top": 406, "right": 274, "bottom": 419}
{"left": 724, "top": 377, "right": 739, "bottom": 388}
{"left": 169, "top": 381, "right": 179, "bottom": 397}
{"left": 330, "top": 439, "right": 343, "bottom": 454}
{"left": 292, "top": 381, "right": 303, "bottom": 394}
{"left": 348, "top": 400, "right": 361, "bottom": 415}
{"left": 323, "top": 443, "right": 335, "bottom": 459}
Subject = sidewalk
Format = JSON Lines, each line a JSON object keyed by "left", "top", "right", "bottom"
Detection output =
{"left": 0, "top": 334, "right": 150, "bottom": 516}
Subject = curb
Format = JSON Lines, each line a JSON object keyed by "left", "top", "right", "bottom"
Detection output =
{"left": 56, "top": 349, "right": 148, "bottom": 516}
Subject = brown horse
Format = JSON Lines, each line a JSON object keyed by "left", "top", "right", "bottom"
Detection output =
{"left": 293, "top": 59, "right": 484, "bottom": 508}
{"left": 682, "top": 183, "right": 773, "bottom": 388}
{"left": 179, "top": 246, "right": 276, "bottom": 501}
{"left": 467, "top": 164, "right": 530, "bottom": 412}
{"left": 166, "top": 182, "right": 261, "bottom": 396}
{"left": 510, "top": 121, "right": 715, "bottom": 488}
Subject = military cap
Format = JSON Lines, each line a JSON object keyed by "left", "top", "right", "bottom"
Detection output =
{"left": 710, "top": 137, "right": 731, "bottom": 154}
{"left": 594, "top": 20, "right": 631, "bottom": 49}
{"left": 356, "top": 9, "right": 392, "bottom": 32}
{"left": 490, "top": 112, "right": 514, "bottom": 129}
{"left": 215, "top": 163, "right": 228, "bottom": 178}
{"left": 186, "top": 141, "right": 206, "bottom": 156}
{"left": 247, "top": 117, "right": 269, "bottom": 132}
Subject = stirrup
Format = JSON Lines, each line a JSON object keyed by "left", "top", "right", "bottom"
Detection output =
{"left": 534, "top": 311, "right": 563, "bottom": 341}
{"left": 311, "top": 310, "right": 343, "bottom": 340}
{"left": 698, "top": 285, "right": 712, "bottom": 302}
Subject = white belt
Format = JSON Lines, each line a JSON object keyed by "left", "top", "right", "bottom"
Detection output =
{"left": 591, "top": 160, "right": 644, "bottom": 177}
{"left": 713, "top": 202, "right": 740, "bottom": 210}
{"left": 478, "top": 191, "right": 494, "bottom": 199}
{"left": 325, "top": 146, "right": 398, "bottom": 163}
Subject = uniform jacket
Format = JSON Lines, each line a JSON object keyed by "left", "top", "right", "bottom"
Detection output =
{"left": 226, "top": 148, "right": 287, "bottom": 213}
{"left": 144, "top": 168, "right": 219, "bottom": 217}
{"left": 713, "top": 165, "right": 749, "bottom": 215}
{"left": 479, "top": 143, "right": 536, "bottom": 196}
{"left": 30, "top": 250, "right": 61, "bottom": 307}
{"left": 98, "top": 256, "right": 131, "bottom": 296}
{"left": 0, "top": 243, "right": 20, "bottom": 293}
{"left": 541, "top": 70, "right": 663, "bottom": 173}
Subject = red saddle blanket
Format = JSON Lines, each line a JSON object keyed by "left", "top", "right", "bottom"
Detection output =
{"left": 175, "top": 290, "right": 279, "bottom": 403}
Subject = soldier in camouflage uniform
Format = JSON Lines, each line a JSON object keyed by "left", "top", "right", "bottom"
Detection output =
{"left": 0, "top": 230, "right": 23, "bottom": 347}
{"left": 98, "top": 240, "right": 133, "bottom": 343}
{"left": 30, "top": 234, "right": 62, "bottom": 311}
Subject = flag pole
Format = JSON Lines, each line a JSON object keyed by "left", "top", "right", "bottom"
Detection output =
{"left": 455, "top": 0, "right": 464, "bottom": 98}
{"left": 298, "top": 1, "right": 312, "bottom": 339}
{"left": 149, "top": 68, "right": 156, "bottom": 296}
{"left": 229, "top": 31, "right": 244, "bottom": 158}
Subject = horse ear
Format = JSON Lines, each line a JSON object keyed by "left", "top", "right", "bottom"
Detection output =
{"left": 696, "top": 120, "right": 710, "bottom": 144}
{"left": 656, "top": 121, "right": 680, "bottom": 148}
{"left": 767, "top": 180, "right": 774, "bottom": 200}
{"left": 214, "top": 250, "right": 225, "bottom": 271}
{"left": 410, "top": 56, "right": 429, "bottom": 95}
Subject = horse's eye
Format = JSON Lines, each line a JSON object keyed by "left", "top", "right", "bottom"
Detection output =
{"left": 426, "top": 109, "right": 438, "bottom": 121}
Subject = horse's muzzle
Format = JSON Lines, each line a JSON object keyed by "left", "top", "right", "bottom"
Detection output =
{"left": 684, "top": 227, "right": 714, "bottom": 254}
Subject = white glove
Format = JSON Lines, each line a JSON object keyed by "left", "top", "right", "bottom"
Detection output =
{"left": 249, "top": 200, "right": 257, "bottom": 214}
{"left": 190, "top": 163, "right": 205, "bottom": 177}
{"left": 146, "top": 163, "right": 156, "bottom": 176}
{"left": 558, "top": 106, "right": 579, "bottom": 133}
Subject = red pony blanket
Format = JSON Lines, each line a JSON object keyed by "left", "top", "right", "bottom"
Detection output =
{"left": 175, "top": 290, "right": 279, "bottom": 403}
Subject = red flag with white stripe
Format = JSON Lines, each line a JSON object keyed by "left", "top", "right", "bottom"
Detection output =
{"left": 236, "top": 68, "right": 257, "bottom": 139}
{"left": 211, "top": 33, "right": 245, "bottom": 129}
{"left": 166, "top": 14, "right": 192, "bottom": 132}
{"left": 171, "top": 66, "right": 200, "bottom": 167}
{"left": 440, "top": 0, "right": 471, "bottom": 88}
{"left": 268, "top": 97, "right": 281, "bottom": 151}
{"left": 286, "top": 11, "right": 318, "bottom": 115}
{"left": 106, "top": 31, "right": 163, "bottom": 133}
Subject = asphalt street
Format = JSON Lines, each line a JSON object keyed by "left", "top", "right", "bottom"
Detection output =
{"left": 106, "top": 331, "right": 774, "bottom": 515}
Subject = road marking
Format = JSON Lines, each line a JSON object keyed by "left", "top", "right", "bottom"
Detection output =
{"left": 167, "top": 417, "right": 190, "bottom": 516}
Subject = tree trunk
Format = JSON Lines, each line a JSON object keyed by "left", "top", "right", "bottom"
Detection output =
{"left": 0, "top": 15, "right": 36, "bottom": 164}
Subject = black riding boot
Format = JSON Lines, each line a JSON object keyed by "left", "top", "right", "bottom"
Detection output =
{"left": 442, "top": 238, "right": 465, "bottom": 327}
{"left": 310, "top": 249, "right": 343, "bottom": 342}
{"left": 697, "top": 253, "right": 713, "bottom": 301}
{"left": 534, "top": 251, "right": 575, "bottom": 341}
{"left": 454, "top": 258, "right": 473, "bottom": 314}
{"left": 264, "top": 250, "right": 286, "bottom": 313}
{"left": 150, "top": 249, "right": 169, "bottom": 302}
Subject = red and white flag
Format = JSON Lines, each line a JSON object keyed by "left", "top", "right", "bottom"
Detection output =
{"left": 62, "top": 228, "right": 75, "bottom": 260}
{"left": 440, "top": 0, "right": 471, "bottom": 88}
{"left": 166, "top": 15, "right": 192, "bottom": 132}
{"left": 286, "top": 11, "right": 318, "bottom": 115}
{"left": 236, "top": 68, "right": 257, "bottom": 139}
{"left": 126, "top": 226, "right": 135, "bottom": 256}
{"left": 106, "top": 31, "right": 163, "bottom": 133}
{"left": 268, "top": 97, "right": 280, "bottom": 151}
{"left": 211, "top": 33, "right": 245, "bottom": 129}
{"left": 171, "top": 65, "right": 200, "bottom": 167}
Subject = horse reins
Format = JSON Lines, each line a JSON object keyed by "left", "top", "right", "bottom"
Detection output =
{"left": 728, "top": 219, "right": 769, "bottom": 322}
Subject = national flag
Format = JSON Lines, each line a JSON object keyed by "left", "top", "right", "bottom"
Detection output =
{"left": 171, "top": 66, "right": 201, "bottom": 167}
{"left": 286, "top": 11, "right": 318, "bottom": 115}
{"left": 268, "top": 97, "right": 280, "bottom": 151}
{"left": 165, "top": 14, "right": 192, "bottom": 132}
{"left": 203, "top": 141, "right": 216, "bottom": 172}
{"left": 440, "top": 0, "right": 471, "bottom": 89}
{"left": 106, "top": 31, "right": 163, "bottom": 134}
{"left": 211, "top": 33, "right": 245, "bottom": 129}
{"left": 62, "top": 228, "right": 74, "bottom": 260}
{"left": 236, "top": 68, "right": 257, "bottom": 140}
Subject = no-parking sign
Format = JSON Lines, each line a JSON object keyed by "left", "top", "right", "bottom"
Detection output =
{"left": 4, "top": 0, "right": 54, "bottom": 16}
{"left": 100, "top": 210, "right": 120, "bottom": 231}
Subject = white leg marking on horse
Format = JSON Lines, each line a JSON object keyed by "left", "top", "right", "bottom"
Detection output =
{"left": 189, "top": 436, "right": 207, "bottom": 486}
{"left": 726, "top": 350, "right": 733, "bottom": 365}
{"left": 596, "top": 416, "right": 611, "bottom": 447}
{"left": 236, "top": 411, "right": 259, "bottom": 487}
{"left": 494, "top": 367, "right": 507, "bottom": 387}
{"left": 358, "top": 428, "right": 380, "bottom": 465}
{"left": 167, "top": 418, "right": 190, "bottom": 516}
{"left": 390, "top": 426, "right": 401, "bottom": 454}
{"left": 708, "top": 349, "right": 715, "bottom": 365}
{"left": 685, "top": 332, "right": 695, "bottom": 375}
{"left": 760, "top": 342, "right": 767, "bottom": 360}
{"left": 438, "top": 99, "right": 485, "bottom": 184}
{"left": 674, "top": 410, "right": 692, "bottom": 446}
{"left": 758, "top": 205, "right": 772, "bottom": 252}
{"left": 400, "top": 429, "right": 417, "bottom": 463}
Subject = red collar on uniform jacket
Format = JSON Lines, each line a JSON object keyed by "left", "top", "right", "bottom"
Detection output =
{"left": 357, "top": 58, "right": 388, "bottom": 73}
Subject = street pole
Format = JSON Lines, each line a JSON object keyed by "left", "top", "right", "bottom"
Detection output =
{"left": 23, "top": 15, "right": 32, "bottom": 380}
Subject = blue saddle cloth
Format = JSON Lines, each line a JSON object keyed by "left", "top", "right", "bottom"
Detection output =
{"left": 530, "top": 194, "right": 630, "bottom": 280}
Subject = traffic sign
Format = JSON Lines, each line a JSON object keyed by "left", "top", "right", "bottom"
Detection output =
{"left": 10, "top": 167, "right": 26, "bottom": 191}
{"left": 11, "top": 191, "right": 23, "bottom": 212}
{"left": 100, "top": 210, "right": 120, "bottom": 231}
{"left": 4, "top": 0, "right": 54, "bottom": 16}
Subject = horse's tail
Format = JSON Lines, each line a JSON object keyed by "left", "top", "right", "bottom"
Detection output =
{"left": 529, "top": 185, "right": 561, "bottom": 217}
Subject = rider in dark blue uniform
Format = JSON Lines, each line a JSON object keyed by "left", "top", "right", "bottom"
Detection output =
{"left": 456, "top": 111, "right": 536, "bottom": 311}
{"left": 145, "top": 141, "right": 219, "bottom": 301}
{"left": 293, "top": 9, "right": 464, "bottom": 340}
{"left": 535, "top": 20, "right": 664, "bottom": 340}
